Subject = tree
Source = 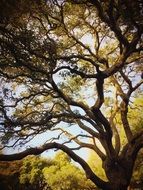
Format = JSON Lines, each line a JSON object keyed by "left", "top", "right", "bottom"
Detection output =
{"left": 0, "top": 151, "right": 95, "bottom": 190}
{"left": 19, "top": 155, "right": 50, "bottom": 190}
{"left": 0, "top": 160, "right": 23, "bottom": 190}
{"left": 0, "top": 0, "right": 143, "bottom": 189}
{"left": 42, "top": 151, "right": 95, "bottom": 190}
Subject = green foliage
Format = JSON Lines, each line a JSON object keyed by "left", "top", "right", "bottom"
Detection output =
{"left": 43, "top": 151, "right": 95, "bottom": 190}
{"left": 88, "top": 150, "right": 107, "bottom": 181}
{"left": 19, "top": 151, "right": 95, "bottom": 190}
{"left": 132, "top": 150, "right": 143, "bottom": 187}
{"left": 128, "top": 95, "right": 143, "bottom": 132}
{"left": 20, "top": 155, "right": 50, "bottom": 185}
{"left": 128, "top": 95, "right": 143, "bottom": 186}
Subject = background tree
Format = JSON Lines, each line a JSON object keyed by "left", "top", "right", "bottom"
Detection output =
{"left": 0, "top": 151, "right": 96, "bottom": 190}
{"left": 0, "top": 0, "right": 143, "bottom": 190}
{"left": 19, "top": 155, "right": 50, "bottom": 190}
{"left": 42, "top": 151, "right": 95, "bottom": 190}
{"left": 0, "top": 160, "right": 23, "bottom": 190}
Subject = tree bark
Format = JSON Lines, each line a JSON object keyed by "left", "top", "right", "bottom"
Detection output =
{"left": 102, "top": 157, "right": 134, "bottom": 190}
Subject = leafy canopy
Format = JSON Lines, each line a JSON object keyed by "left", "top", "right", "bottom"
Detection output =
{"left": 0, "top": 0, "right": 143, "bottom": 189}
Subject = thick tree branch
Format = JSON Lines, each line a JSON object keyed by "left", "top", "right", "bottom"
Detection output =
{"left": 121, "top": 131, "right": 143, "bottom": 161}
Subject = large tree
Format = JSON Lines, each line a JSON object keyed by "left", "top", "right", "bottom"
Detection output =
{"left": 0, "top": 0, "right": 143, "bottom": 189}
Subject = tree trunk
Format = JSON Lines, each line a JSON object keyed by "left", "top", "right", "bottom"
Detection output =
{"left": 109, "top": 184, "right": 128, "bottom": 190}
{"left": 102, "top": 158, "right": 133, "bottom": 190}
